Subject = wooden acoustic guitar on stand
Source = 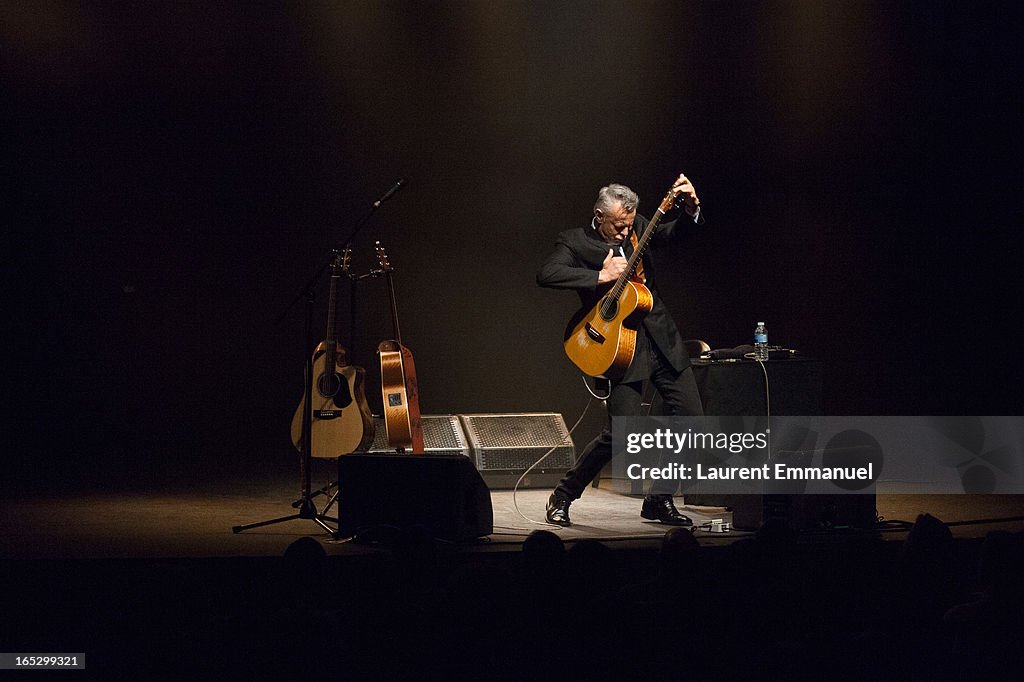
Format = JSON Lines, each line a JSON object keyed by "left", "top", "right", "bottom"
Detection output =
{"left": 375, "top": 241, "right": 424, "bottom": 454}
{"left": 290, "top": 248, "right": 375, "bottom": 457}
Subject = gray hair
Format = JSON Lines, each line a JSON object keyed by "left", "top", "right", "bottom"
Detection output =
{"left": 594, "top": 183, "right": 639, "bottom": 214}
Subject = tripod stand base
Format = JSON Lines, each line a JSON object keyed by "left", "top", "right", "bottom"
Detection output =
{"left": 292, "top": 480, "right": 337, "bottom": 508}
{"left": 232, "top": 497, "right": 338, "bottom": 535}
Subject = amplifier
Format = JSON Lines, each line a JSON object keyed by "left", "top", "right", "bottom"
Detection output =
{"left": 368, "top": 415, "right": 470, "bottom": 457}
{"left": 457, "top": 412, "right": 576, "bottom": 489}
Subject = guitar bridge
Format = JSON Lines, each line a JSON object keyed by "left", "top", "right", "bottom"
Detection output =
{"left": 314, "top": 410, "right": 342, "bottom": 420}
{"left": 585, "top": 323, "right": 605, "bottom": 343}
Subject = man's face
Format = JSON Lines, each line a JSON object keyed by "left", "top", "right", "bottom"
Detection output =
{"left": 594, "top": 201, "right": 636, "bottom": 245}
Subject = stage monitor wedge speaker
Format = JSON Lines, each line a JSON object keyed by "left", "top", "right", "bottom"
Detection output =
{"left": 336, "top": 453, "right": 493, "bottom": 542}
{"left": 368, "top": 415, "right": 470, "bottom": 457}
{"left": 458, "top": 412, "right": 576, "bottom": 489}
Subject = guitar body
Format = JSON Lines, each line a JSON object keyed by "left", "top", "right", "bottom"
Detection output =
{"left": 563, "top": 280, "right": 654, "bottom": 379}
{"left": 378, "top": 339, "right": 424, "bottom": 453}
{"left": 291, "top": 341, "right": 375, "bottom": 458}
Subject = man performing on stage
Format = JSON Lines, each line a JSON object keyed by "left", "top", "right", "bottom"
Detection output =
{"left": 536, "top": 173, "right": 705, "bottom": 527}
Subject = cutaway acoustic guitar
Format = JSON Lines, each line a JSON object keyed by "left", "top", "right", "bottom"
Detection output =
{"left": 290, "top": 248, "right": 375, "bottom": 457}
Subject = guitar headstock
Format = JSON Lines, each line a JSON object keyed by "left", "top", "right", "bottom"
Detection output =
{"left": 662, "top": 175, "right": 699, "bottom": 213}
{"left": 375, "top": 241, "right": 393, "bottom": 273}
{"left": 340, "top": 246, "right": 353, "bottom": 275}
{"left": 658, "top": 185, "right": 679, "bottom": 214}
{"left": 329, "top": 248, "right": 346, "bottom": 276}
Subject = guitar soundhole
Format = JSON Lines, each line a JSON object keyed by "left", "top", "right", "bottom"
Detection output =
{"left": 317, "top": 373, "right": 353, "bottom": 408}
{"left": 599, "top": 298, "right": 618, "bottom": 321}
{"left": 317, "top": 372, "right": 340, "bottom": 397}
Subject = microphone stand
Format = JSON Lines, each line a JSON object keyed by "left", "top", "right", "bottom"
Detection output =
{"left": 232, "top": 180, "right": 404, "bottom": 537}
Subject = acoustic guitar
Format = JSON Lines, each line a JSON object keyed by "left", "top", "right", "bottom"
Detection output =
{"left": 290, "top": 248, "right": 375, "bottom": 457}
{"left": 375, "top": 242, "right": 424, "bottom": 454}
{"left": 563, "top": 183, "right": 681, "bottom": 379}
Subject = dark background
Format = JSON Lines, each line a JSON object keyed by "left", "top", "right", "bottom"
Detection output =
{"left": 4, "top": 1, "right": 1019, "bottom": 492}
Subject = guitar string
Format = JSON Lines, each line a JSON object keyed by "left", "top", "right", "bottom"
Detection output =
{"left": 604, "top": 208, "right": 661, "bottom": 315}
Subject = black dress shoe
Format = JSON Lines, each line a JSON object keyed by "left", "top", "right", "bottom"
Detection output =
{"left": 546, "top": 494, "right": 572, "bottom": 527}
{"left": 641, "top": 495, "right": 693, "bottom": 526}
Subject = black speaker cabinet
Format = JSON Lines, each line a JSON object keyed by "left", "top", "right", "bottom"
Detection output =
{"left": 458, "top": 413, "right": 576, "bottom": 489}
{"left": 336, "top": 453, "right": 493, "bottom": 542}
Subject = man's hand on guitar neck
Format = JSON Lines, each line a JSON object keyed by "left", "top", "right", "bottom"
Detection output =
{"left": 598, "top": 248, "right": 629, "bottom": 284}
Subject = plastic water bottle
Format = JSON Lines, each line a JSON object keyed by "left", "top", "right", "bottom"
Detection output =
{"left": 754, "top": 321, "right": 768, "bottom": 361}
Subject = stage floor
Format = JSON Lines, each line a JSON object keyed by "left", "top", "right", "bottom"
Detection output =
{"left": 2, "top": 468, "right": 1023, "bottom": 561}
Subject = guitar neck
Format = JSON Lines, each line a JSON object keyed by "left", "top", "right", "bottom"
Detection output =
{"left": 385, "top": 271, "right": 402, "bottom": 346}
{"left": 324, "top": 260, "right": 340, "bottom": 369}
{"left": 605, "top": 194, "right": 672, "bottom": 305}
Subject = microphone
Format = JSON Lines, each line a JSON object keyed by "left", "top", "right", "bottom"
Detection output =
{"left": 373, "top": 178, "right": 406, "bottom": 207}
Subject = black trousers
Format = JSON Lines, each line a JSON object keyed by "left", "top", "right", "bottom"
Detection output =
{"left": 554, "top": 339, "right": 704, "bottom": 501}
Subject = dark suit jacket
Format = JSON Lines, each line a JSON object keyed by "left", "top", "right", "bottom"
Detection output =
{"left": 537, "top": 212, "right": 696, "bottom": 383}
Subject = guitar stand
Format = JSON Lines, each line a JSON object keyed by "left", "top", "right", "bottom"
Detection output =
{"left": 231, "top": 495, "right": 338, "bottom": 536}
{"left": 232, "top": 180, "right": 402, "bottom": 540}
{"left": 232, "top": 287, "right": 339, "bottom": 538}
